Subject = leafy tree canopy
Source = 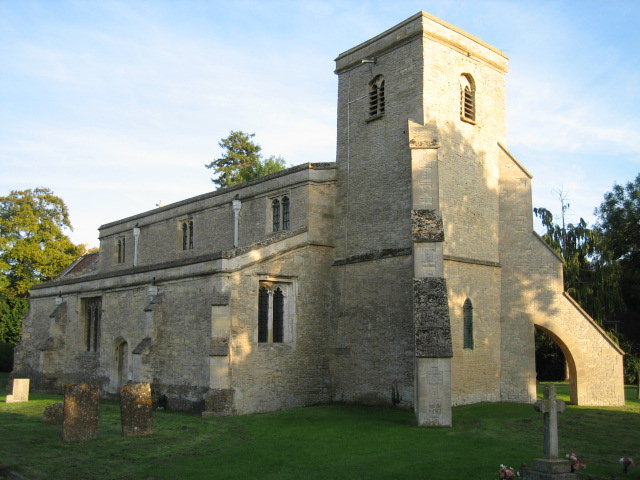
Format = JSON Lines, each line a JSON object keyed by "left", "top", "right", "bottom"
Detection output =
{"left": 534, "top": 198, "right": 623, "bottom": 324}
{"left": 205, "top": 131, "right": 286, "bottom": 188}
{"left": 0, "top": 295, "right": 28, "bottom": 344}
{"left": 0, "top": 187, "right": 85, "bottom": 298}
{"left": 595, "top": 173, "right": 640, "bottom": 309}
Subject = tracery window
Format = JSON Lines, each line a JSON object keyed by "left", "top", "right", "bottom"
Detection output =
{"left": 282, "top": 196, "right": 290, "bottom": 231}
{"left": 368, "top": 75, "right": 385, "bottom": 118}
{"left": 271, "top": 195, "right": 290, "bottom": 232}
{"left": 117, "top": 237, "right": 126, "bottom": 263}
{"left": 257, "top": 281, "right": 294, "bottom": 343}
{"left": 272, "top": 199, "right": 280, "bottom": 232}
{"left": 84, "top": 297, "right": 101, "bottom": 352}
{"left": 463, "top": 298, "right": 474, "bottom": 349}
{"left": 460, "top": 74, "right": 476, "bottom": 123}
{"left": 181, "top": 220, "right": 194, "bottom": 250}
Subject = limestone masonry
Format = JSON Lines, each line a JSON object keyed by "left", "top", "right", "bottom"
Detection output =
{"left": 13, "top": 12, "right": 625, "bottom": 425}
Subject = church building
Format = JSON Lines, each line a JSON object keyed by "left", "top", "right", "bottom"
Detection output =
{"left": 13, "top": 12, "right": 625, "bottom": 426}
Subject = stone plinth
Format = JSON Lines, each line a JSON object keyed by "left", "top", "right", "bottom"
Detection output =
{"left": 63, "top": 383, "right": 99, "bottom": 442}
{"left": 202, "top": 388, "right": 235, "bottom": 417}
{"left": 415, "top": 357, "right": 452, "bottom": 426}
{"left": 523, "top": 459, "right": 577, "bottom": 480}
{"left": 42, "top": 402, "right": 64, "bottom": 425}
{"left": 6, "top": 378, "right": 29, "bottom": 403}
{"left": 120, "top": 382, "right": 154, "bottom": 437}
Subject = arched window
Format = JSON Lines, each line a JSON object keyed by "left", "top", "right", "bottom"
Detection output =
{"left": 282, "top": 196, "right": 290, "bottom": 231}
{"left": 272, "top": 199, "right": 281, "bottom": 232}
{"left": 460, "top": 74, "right": 476, "bottom": 123}
{"left": 181, "top": 220, "right": 194, "bottom": 250}
{"left": 463, "top": 298, "right": 474, "bottom": 349}
{"left": 257, "top": 281, "right": 294, "bottom": 344}
{"left": 84, "top": 297, "right": 101, "bottom": 352}
{"left": 369, "top": 75, "right": 385, "bottom": 117}
{"left": 258, "top": 286, "right": 269, "bottom": 343}
{"left": 273, "top": 287, "right": 284, "bottom": 342}
{"left": 117, "top": 238, "right": 126, "bottom": 263}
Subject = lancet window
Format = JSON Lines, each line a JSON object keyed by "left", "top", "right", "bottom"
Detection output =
{"left": 368, "top": 75, "right": 385, "bottom": 118}
{"left": 460, "top": 74, "right": 476, "bottom": 123}
{"left": 463, "top": 298, "right": 474, "bottom": 349}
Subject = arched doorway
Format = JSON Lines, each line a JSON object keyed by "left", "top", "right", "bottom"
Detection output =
{"left": 534, "top": 325, "right": 577, "bottom": 404}
{"left": 114, "top": 338, "right": 129, "bottom": 388}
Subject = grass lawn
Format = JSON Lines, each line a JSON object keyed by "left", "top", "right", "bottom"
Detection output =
{"left": 1, "top": 373, "right": 639, "bottom": 480}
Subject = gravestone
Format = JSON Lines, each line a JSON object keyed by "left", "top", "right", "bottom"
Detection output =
{"left": 523, "top": 385, "right": 575, "bottom": 480}
{"left": 120, "top": 382, "right": 154, "bottom": 437}
{"left": 62, "top": 383, "right": 99, "bottom": 442}
{"left": 42, "top": 402, "right": 64, "bottom": 425}
{"left": 6, "top": 378, "right": 29, "bottom": 403}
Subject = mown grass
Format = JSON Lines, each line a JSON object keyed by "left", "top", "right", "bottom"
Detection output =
{"left": 1, "top": 373, "right": 638, "bottom": 480}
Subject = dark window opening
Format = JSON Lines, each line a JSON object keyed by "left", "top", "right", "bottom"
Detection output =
{"left": 85, "top": 297, "right": 101, "bottom": 352}
{"left": 258, "top": 287, "right": 269, "bottom": 343}
{"left": 273, "top": 287, "right": 284, "bottom": 343}
{"left": 282, "top": 196, "right": 290, "bottom": 231}
{"left": 181, "top": 221, "right": 194, "bottom": 250}
{"left": 272, "top": 199, "right": 280, "bottom": 232}
{"left": 117, "top": 238, "right": 126, "bottom": 263}
{"left": 463, "top": 298, "right": 474, "bottom": 349}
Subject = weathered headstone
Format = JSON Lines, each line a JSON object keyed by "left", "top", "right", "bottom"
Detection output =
{"left": 62, "top": 383, "right": 99, "bottom": 442}
{"left": 120, "top": 382, "right": 153, "bottom": 437}
{"left": 523, "top": 385, "right": 574, "bottom": 480}
{"left": 6, "top": 378, "right": 30, "bottom": 403}
{"left": 42, "top": 402, "right": 64, "bottom": 424}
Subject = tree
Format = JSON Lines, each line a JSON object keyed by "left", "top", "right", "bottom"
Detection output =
{"left": 0, "top": 295, "right": 28, "bottom": 344}
{"left": 0, "top": 188, "right": 84, "bottom": 343}
{"left": 205, "top": 131, "right": 286, "bottom": 188}
{"left": 594, "top": 174, "right": 640, "bottom": 382}
{"left": 595, "top": 173, "right": 640, "bottom": 311}
{"left": 534, "top": 201, "right": 623, "bottom": 325}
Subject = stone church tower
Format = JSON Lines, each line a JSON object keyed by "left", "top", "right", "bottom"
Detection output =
{"left": 329, "top": 12, "right": 624, "bottom": 425}
{"left": 13, "top": 12, "right": 624, "bottom": 425}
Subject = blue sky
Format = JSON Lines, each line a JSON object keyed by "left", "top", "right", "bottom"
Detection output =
{"left": 1, "top": 0, "right": 639, "bottom": 248}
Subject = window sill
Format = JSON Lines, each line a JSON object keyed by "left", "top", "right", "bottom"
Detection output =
{"left": 366, "top": 113, "right": 385, "bottom": 123}
{"left": 460, "top": 116, "right": 476, "bottom": 125}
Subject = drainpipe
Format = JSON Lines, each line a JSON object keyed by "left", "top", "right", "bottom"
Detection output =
{"left": 132, "top": 227, "right": 140, "bottom": 266}
{"left": 232, "top": 199, "right": 242, "bottom": 248}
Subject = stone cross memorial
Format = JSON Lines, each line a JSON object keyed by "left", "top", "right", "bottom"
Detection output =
{"left": 533, "top": 384, "right": 566, "bottom": 459}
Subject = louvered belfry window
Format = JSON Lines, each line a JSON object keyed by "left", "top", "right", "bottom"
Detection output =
{"left": 369, "top": 76, "right": 385, "bottom": 117}
{"left": 460, "top": 74, "right": 476, "bottom": 123}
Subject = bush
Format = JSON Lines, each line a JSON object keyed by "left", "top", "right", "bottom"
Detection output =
{"left": 0, "top": 343, "right": 14, "bottom": 372}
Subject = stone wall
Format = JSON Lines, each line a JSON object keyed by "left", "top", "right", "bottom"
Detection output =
{"left": 329, "top": 255, "right": 415, "bottom": 408}
{"left": 498, "top": 145, "right": 625, "bottom": 406}
{"left": 97, "top": 165, "right": 336, "bottom": 272}
{"left": 445, "top": 259, "right": 502, "bottom": 405}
